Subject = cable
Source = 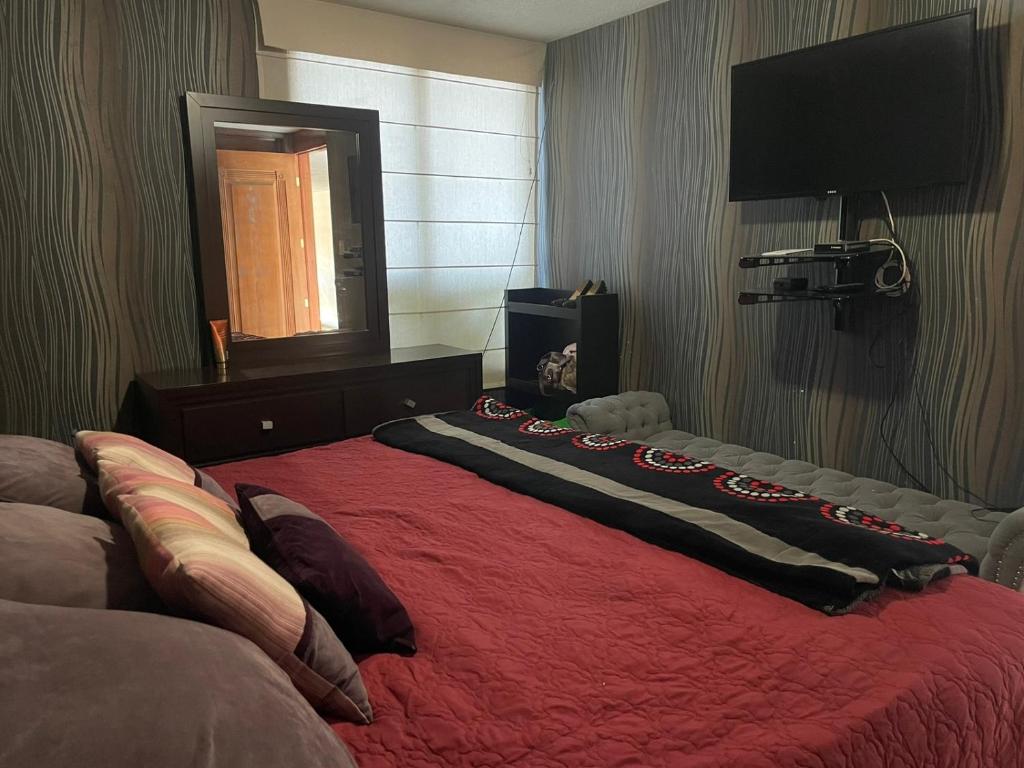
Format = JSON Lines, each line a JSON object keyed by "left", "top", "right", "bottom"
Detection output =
{"left": 872, "top": 191, "right": 909, "bottom": 296}
{"left": 870, "top": 237, "right": 911, "bottom": 295}
{"left": 879, "top": 189, "right": 898, "bottom": 239}
{"left": 879, "top": 382, "right": 930, "bottom": 491}
{"left": 910, "top": 386, "right": 1017, "bottom": 515}
{"left": 871, "top": 190, "right": 1018, "bottom": 509}
{"left": 481, "top": 120, "right": 548, "bottom": 355}
{"left": 874, "top": 282, "right": 930, "bottom": 491}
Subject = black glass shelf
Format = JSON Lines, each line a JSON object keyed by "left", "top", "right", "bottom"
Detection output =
{"left": 738, "top": 289, "right": 870, "bottom": 306}
{"left": 738, "top": 244, "right": 893, "bottom": 269}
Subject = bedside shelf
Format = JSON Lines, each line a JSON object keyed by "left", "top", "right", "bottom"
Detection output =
{"left": 506, "top": 301, "right": 580, "bottom": 320}
{"left": 504, "top": 287, "right": 619, "bottom": 419}
{"left": 506, "top": 376, "right": 579, "bottom": 402}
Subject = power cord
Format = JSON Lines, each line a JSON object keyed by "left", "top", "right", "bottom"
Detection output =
{"left": 481, "top": 119, "right": 549, "bottom": 355}
{"left": 871, "top": 190, "right": 911, "bottom": 296}
{"left": 871, "top": 237, "right": 911, "bottom": 295}
{"left": 871, "top": 190, "right": 1017, "bottom": 512}
{"left": 872, "top": 280, "right": 929, "bottom": 490}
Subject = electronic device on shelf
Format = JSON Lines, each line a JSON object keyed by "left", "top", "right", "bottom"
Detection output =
{"left": 773, "top": 277, "right": 808, "bottom": 293}
{"left": 813, "top": 241, "right": 872, "bottom": 254}
{"left": 728, "top": 11, "right": 975, "bottom": 202}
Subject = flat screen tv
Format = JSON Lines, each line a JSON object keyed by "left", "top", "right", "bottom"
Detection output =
{"left": 729, "top": 11, "right": 975, "bottom": 202}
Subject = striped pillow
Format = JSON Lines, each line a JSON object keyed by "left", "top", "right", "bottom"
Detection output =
{"left": 97, "top": 462, "right": 246, "bottom": 545}
{"left": 74, "top": 431, "right": 237, "bottom": 513}
{"left": 75, "top": 431, "right": 194, "bottom": 482}
{"left": 105, "top": 476, "right": 372, "bottom": 724}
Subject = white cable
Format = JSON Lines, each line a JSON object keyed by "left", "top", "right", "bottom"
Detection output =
{"left": 879, "top": 190, "right": 898, "bottom": 239}
{"left": 872, "top": 191, "right": 909, "bottom": 297}
{"left": 869, "top": 237, "right": 910, "bottom": 296}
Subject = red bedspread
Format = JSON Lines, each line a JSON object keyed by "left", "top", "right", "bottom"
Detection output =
{"left": 209, "top": 437, "right": 1024, "bottom": 768}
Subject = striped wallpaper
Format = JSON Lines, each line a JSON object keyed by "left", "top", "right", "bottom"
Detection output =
{"left": 0, "top": 0, "right": 259, "bottom": 440}
{"left": 543, "top": 0, "right": 1024, "bottom": 506}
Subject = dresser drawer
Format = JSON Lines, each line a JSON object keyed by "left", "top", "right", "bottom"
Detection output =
{"left": 181, "top": 389, "right": 345, "bottom": 464}
{"left": 344, "top": 369, "right": 476, "bottom": 436}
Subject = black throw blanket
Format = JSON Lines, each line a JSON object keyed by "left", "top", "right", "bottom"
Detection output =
{"left": 374, "top": 397, "right": 977, "bottom": 614}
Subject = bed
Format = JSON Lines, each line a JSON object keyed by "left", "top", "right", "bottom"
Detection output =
{"left": 206, "top": 421, "right": 1024, "bottom": 767}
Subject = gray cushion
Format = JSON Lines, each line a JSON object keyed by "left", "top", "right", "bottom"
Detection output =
{"left": 0, "top": 502, "right": 162, "bottom": 611}
{"left": 643, "top": 429, "right": 1005, "bottom": 561}
{"left": 0, "top": 599, "right": 357, "bottom": 768}
{"left": 0, "top": 435, "right": 105, "bottom": 516}
{"left": 567, "top": 392, "right": 673, "bottom": 441}
{"left": 564, "top": 392, "right": 1004, "bottom": 562}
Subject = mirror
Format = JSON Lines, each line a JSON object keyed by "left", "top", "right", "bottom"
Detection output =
{"left": 183, "top": 93, "right": 389, "bottom": 365}
{"left": 214, "top": 122, "right": 367, "bottom": 341}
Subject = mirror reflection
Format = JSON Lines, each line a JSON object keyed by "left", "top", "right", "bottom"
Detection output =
{"left": 214, "top": 122, "right": 367, "bottom": 341}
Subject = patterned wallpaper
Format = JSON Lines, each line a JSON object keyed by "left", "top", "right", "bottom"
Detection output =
{"left": 543, "top": 0, "right": 1024, "bottom": 505}
{"left": 0, "top": 0, "right": 258, "bottom": 440}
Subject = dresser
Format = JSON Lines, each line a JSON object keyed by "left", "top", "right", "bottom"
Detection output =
{"left": 136, "top": 345, "right": 482, "bottom": 465}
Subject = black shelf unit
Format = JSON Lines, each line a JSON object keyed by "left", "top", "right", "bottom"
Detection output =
{"left": 504, "top": 287, "right": 619, "bottom": 419}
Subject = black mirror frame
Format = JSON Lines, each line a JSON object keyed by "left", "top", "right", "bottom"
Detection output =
{"left": 182, "top": 91, "right": 390, "bottom": 366}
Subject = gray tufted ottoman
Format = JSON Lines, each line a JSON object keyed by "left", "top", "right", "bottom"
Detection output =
{"left": 567, "top": 391, "right": 1024, "bottom": 592}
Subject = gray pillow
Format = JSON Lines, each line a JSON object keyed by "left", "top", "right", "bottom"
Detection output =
{"left": 0, "top": 599, "right": 358, "bottom": 768}
{"left": 0, "top": 435, "right": 105, "bottom": 515}
{"left": 0, "top": 502, "right": 161, "bottom": 611}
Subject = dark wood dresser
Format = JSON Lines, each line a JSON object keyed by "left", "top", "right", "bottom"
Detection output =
{"left": 135, "top": 345, "right": 482, "bottom": 465}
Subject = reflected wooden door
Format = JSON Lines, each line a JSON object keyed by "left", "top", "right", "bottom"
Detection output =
{"left": 217, "top": 149, "right": 315, "bottom": 338}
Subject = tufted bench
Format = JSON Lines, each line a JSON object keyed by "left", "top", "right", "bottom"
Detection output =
{"left": 567, "top": 391, "right": 1024, "bottom": 592}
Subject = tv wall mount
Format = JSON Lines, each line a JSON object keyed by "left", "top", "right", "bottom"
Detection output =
{"left": 736, "top": 195, "right": 898, "bottom": 331}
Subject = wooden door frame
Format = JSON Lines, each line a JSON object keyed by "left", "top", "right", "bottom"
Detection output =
{"left": 296, "top": 150, "right": 321, "bottom": 332}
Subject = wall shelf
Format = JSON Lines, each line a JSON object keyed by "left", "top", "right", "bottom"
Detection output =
{"left": 736, "top": 195, "right": 906, "bottom": 331}
{"left": 738, "top": 243, "right": 894, "bottom": 269}
{"left": 738, "top": 290, "right": 864, "bottom": 306}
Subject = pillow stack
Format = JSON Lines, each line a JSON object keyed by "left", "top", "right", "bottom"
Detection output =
{"left": 0, "top": 599, "right": 358, "bottom": 768}
{"left": 0, "top": 435, "right": 160, "bottom": 611}
{"left": 76, "top": 431, "right": 373, "bottom": 724}
{"left": 0, "top": 434, "right": 105, "bottom": 516}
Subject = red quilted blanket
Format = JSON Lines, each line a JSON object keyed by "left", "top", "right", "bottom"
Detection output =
{"left": 208, "top": 437, "right": 1024, "bottom": 768}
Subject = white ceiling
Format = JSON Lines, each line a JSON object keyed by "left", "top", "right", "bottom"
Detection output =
{"left": 320, "top": 0, "right": 671, "bottom": 42}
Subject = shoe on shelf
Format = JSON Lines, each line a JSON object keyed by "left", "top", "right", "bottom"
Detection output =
{"left": 551, "top": 280, "right": 593, "bottom": 307}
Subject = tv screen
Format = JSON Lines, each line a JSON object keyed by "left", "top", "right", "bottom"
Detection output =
{"left": 729, "top": 11, "right": 975, "bottom": 202}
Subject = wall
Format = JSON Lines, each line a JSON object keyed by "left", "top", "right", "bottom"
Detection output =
{"left": 0, "top": 0, "right": 259, "bottom": 440}
{"left": 543, "top": 0, "right": 1024, "bottom": 505}
{"left": 259, "top": 49, "right": 538, "bottom": 387}
{"left": 256, "top": 0, "right": 546, "bottom": 85}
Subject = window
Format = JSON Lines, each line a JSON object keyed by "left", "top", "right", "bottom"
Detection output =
{"left": 258, "top": 50, "right": 538, "bottom": 386}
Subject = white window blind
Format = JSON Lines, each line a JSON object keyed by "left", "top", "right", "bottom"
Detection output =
{"left": 258, "top": 50, "right": 538, "bottom": 387}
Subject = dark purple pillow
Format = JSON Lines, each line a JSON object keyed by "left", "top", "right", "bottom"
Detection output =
{"left": 236, "top": 484, "right": 416, "bottom": 656}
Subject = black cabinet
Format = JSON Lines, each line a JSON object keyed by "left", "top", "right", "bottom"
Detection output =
{"left": 136, "top": 345, "right": 481, "bottom": 464}
{"left": 504, "top": 288, "right": 619, "bottom": 419}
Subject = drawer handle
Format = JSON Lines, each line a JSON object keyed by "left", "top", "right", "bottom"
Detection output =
{"left": 260, "top": 420, "right": 274, "bottom": 432}
{"left": 401, "top": 398, "right": 417, "bottom": 410}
